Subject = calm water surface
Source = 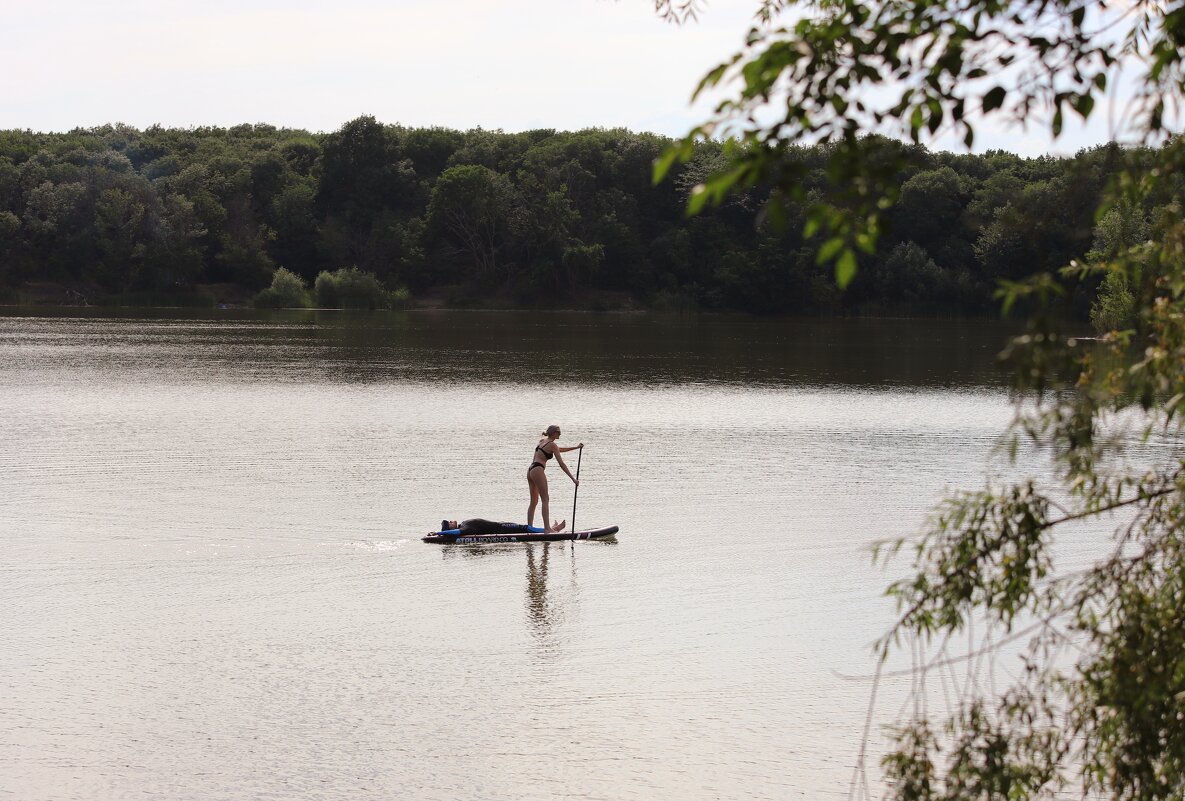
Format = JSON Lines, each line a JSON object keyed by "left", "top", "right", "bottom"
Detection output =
{"left": 1, "top": 310, "right": 1037, "bottom": 800}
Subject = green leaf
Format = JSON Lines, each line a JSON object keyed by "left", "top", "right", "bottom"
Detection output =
{"left": 1071, "top": 93, "right": 1095, "bottom": 119}
{"left": 1150, "top": 100, "right": 1164, "bottom": 130}
{"left": 982, "top": 86, "right": 1006, "bottom": 112}
{"left": 999, "top": 280, "right": 1020, "bottom": 316}
{"left": 652, "top": 147, "right": 680, "bottom": 185}
{"left": 693, "top": 62, "right": 730, "bottom": 101}
{"left": 927, "top": 103, "right": 943, "bottom": 134}
{"left": 653, "top": 136, "right": 697, "bottom": 185}
{"left": 816, "top": 236, "right": 844, "bottom": 265}
{"left": 836, "top": 248, "right": 857, "bottom": 288}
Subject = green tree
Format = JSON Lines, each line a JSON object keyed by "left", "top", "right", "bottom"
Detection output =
{"left": 655, "top": 0, "right": 1185, "bottom": 798}
{"left": 892, "top": 167, "right": 966, "bottom": 257}
{"left": 317, "top": 117, "right": 424, "bottom": 274}
{"left": 314, "top": 266, "right": 396, "bottom": 310}
{"left": 269, "top": 180, "right": 319, "bottom": 276}
{"left": 23, "top": 180, "right": 92, "bottom": 279}
{"left": 254, "top": 266, "right": 312, "bottom": 308}
{"left": 0, "top": 121, "right": 1160, "bottom": 313}
{"left": 147, "top": 192, "right": 206, "bottom": 287}
{"left": 93, "top": 187, "right": 147, "bottom": 291}
{"left": 1087, "top": 200, "right": 1152, "bottom": 333}
{"left": 873, "top": 241, "right": 945, "bottom": 306}
{"left": 425, "top": 164, "right": 521, "bottom": 280}
{"left": 0, "top": 209, "right": 22, "bottom": 285}
{"left": 961, "top": 169, "right": 1024, "bottom": 232}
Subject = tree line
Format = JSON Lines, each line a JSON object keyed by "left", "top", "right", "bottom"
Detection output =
{"left": 0, "top": 117, "right": 1162, "bottom": 317}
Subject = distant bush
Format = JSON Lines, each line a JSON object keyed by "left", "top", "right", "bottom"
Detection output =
{"left": 1090, "top": 269, "right": 1137, "bottom": 333}
{"left": 389, "top": 285, "right": 411, "bottom": 308}
{"left": 314, "top": 266, "right": 403, "bottom": 310}
{"left": 254, "top": 267, "right": 312, "bottom": 309}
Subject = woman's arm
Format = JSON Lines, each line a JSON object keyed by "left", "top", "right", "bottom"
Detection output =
{"left": 554, "top": 451, "right": 579, "bottom": 484}
{"left": 558, "top": 442, "right": 583, "bottom": 453}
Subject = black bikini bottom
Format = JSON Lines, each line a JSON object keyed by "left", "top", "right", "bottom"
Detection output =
{"left": 528, "top": 462, "right": 545, "bottom": 473}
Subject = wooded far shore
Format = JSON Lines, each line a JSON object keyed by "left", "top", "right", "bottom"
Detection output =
{"left": 0, "top": 118, "right": 1161, "bottom": 320}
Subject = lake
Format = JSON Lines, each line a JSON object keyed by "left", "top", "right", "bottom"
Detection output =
{"left": 1, "top": 309, "right": 1028, "bottom": 800}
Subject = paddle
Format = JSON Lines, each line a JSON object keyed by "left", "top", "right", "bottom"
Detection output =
{"left": 571, "top": 445, "right": 583, "bottom": 533}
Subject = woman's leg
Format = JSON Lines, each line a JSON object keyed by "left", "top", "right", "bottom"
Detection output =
{"left": 538, "top": 473, "right": 553, "bottom": 532}
{"left": 527, "top": 470, "right": 540, "bottom": 526}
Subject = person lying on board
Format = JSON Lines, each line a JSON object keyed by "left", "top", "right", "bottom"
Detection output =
{"left": 440, "top": 518, "right": 566, "bottom": 535}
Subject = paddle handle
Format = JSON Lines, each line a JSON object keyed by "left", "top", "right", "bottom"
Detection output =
{"left": 571, "top": 446, "right": 582, "bottom": 532}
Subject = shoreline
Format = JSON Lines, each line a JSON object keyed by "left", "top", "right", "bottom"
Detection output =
{"left": 0, "top": 280, "right": 1014, "bottom": 321}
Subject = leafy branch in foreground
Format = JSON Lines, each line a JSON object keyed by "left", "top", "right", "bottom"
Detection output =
{"left": 860, "top": 146, "right": 1185, "bottom": 800}
{"left": 656, "top": 0, "right": 1184, "bottom": 286}
{"left": 652, "top": 0, "right": 707, "bottom": 23}
{"left": 653, "top": 0, "right": 1185, "bottom": 798}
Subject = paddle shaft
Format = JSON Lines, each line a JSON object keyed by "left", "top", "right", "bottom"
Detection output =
{"left": 571, "top": 446, "right": 582, "bottom": 532}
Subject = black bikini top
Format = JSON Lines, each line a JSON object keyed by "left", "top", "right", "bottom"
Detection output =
{"left": 535, "top": 444, "right": 553, "bottom": 461}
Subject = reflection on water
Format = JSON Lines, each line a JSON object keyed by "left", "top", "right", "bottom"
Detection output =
{"left": 0, "top": 308, "right": 1041, "bottom": 801}
{"left": 439, "top": 540, "right": 615, "bottom": 656}
{"left": 0, "top": 306, "right": 1018, "bottom": 389}
{"left": 526, "top": 544, "right": 557, "bottom": 648}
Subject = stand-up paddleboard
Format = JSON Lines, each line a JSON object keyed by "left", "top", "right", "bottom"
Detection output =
{"left": 423, "top": 525, "right": 619, "bottom": 545}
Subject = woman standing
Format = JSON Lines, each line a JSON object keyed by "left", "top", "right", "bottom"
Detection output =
{"left": 527, "top": 424, "right": 582, "bottom": 533}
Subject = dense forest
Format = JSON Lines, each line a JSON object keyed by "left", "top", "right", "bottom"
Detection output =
{"left": 0, "top": 116, "right": 1160, "bottom": 316}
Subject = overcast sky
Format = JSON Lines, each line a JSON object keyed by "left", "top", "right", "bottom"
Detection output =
{"left": 4, "top": 0, "right": 1132, "bottom": 156}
